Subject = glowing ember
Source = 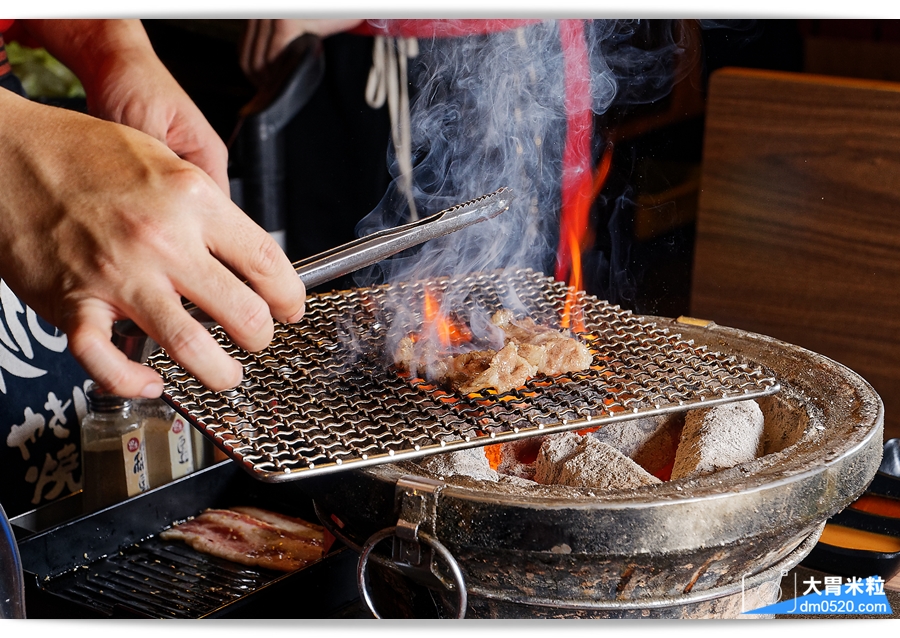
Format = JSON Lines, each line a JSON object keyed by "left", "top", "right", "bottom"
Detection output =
{"left": 484, "top": 443, "right": 503, "bottom": 471}
{"left": 481, "top": 437, "right": 544, "bottom": 475}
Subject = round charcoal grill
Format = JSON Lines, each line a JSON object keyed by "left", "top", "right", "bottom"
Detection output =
{"left": 148, "top": 270, "right": 883, "bottom": 618}
{"left": 303, "top": 317, "right": 883, "bottom": 619}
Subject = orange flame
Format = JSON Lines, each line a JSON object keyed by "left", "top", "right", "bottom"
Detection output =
{"left": 423, "top": 288, "right": 472, "bottom": 351}
{"left": 484, "top": 443, "right": 503, "bottom": 471}
{"left": 556, "top": 143, "right": 614, "bottom": 333}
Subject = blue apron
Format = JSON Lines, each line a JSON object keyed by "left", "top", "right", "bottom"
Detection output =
{"left": 0, "top": 281, "right": 90, "bottom": 517}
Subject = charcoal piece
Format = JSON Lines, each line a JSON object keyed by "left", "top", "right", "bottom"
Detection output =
{"left": 670, "top": 400, "right": 765, "bottom": 480}
{"left": 555, "top": 438, "right": 661, "bottom": 490}
{"left": 417, "top": 446, "right": 499, "bottom": 481}
{"left": 533, "top": 432, "right": 584, "bottom": 484}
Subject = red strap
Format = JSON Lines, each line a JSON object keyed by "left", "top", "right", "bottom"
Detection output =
{"left": 0, "top": 19, "right": 14, "bottom": 32}
{"left": 351, "top": 19, "right": 541, "bottom": 39}
{"left": 0, "top": 33, "right": 10, "bottom": 78}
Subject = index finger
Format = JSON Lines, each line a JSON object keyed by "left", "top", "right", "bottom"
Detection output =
{"left": 205, "top": 206, "right": 306, "bottom": 324}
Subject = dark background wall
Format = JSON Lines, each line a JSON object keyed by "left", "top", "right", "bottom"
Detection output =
{"left": 143, "top": 19, "right": 891, "bottom": 317}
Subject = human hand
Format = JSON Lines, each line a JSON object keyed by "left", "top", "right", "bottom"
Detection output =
{"left": 18, "top": 19, "right": 230, "bottom": 194}
{"left": 0, "top": 90, "right": 306, "bottom": 397}
{"left": 240, "top": 19, "right": 362, "bottom": 85}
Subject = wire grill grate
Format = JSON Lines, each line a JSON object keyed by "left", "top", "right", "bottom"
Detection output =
{"left": 43, "top": 538, "right": 276, "bottom": 618}
{"left": 149, "top": 269, "right": 780, "bottom": 482}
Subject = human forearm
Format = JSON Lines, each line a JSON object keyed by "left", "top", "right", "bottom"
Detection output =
{"left": 14, "top": 19, "right": 230, "bottom": 192}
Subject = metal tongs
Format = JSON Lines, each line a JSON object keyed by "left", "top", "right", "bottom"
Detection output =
{"left": 113, "top": 187, "right": 514, "bottom": 363}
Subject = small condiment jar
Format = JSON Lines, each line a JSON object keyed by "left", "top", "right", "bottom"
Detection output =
{"left": 134, "top": 397, "right": 195, "bottom": 489}
{"left": 80, "top": 384, "right": 149, "bottom": 512}
{"left": 191, "top": 425, "right": 220, "bottom": 470}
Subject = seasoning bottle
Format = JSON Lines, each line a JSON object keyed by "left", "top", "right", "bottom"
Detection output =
{"left": 80, "top": 384, "right": 149, "bottom": 512}
{"left": 134, "top": 397, "right": 195, "bottom": 489}
{"left": 191, "top": 425, "right": 219, "bottom": 470}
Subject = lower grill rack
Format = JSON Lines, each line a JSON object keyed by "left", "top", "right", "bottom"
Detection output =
{"left": 17, "top": 461, "right": 360, "bottom": 619}
{"left": 43, "top": 538, "right": 274, "bottom": 618}
{"left": 149, "top": 269, "right": 781, "bottom": 482}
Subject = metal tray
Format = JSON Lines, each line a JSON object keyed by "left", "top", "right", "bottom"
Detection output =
{"left": 15, "top": 462, "right": 357, "bottom": 618}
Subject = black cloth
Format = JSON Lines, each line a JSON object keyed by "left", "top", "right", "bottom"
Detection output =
{"left": 0, "top": 289, "right": 90, "bottom": 517}
{"left": 0, "top": 71, "right": 24, "bottom": 95}
{"left": 0, "top": 59, "right": 91, "bottom": 518}
{"left": 282, "top": 33, "right": 392, "bottom": 270}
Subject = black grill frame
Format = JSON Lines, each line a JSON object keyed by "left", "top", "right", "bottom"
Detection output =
{"left": 16, "top": 462, "right": 357, "bottom": 618}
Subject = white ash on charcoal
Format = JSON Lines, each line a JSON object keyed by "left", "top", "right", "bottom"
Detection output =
{"left": 403, "top": 397, "right": 797, "bottom": 499}
{"left": 416, "top": 446, "right": 499, "bottom": 482}
{"left": 499, "top": 458, "right": 537, "bottom": 481}
{"left": 670, "top": 400, "right": 765, "bottom": 480}
{"left": 756, "top": 391, "right": 810, "bottom": 455}
{"left": 499, "top": 474, "right": 540, "bottom": 489}
{"left": 534, "top": 432, "right": 660, "bottom": 490}
{"left": 493, "top": 438, "right": 541, "bottom": 481}
{"left": 555, "top": 438, "right": 661, "bottom": 490}
{"left": 590, "top": 415, "right": 665, "bottom": 457}
{"left": 533, "top": 432, "right": 585, "bottom": 484}
{"left": 589, "top": 414, "right": 682, "bottom": 477}
{"left": 630, "top": 423, "right": 681, "bottom": 478}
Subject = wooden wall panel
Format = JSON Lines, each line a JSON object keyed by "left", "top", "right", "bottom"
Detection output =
{"left": 691, "top": 68, "right": 900, "bottom": 441}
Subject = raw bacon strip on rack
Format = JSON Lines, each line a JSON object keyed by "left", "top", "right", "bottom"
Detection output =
{"left": 159, "top": 507, "right": 326, "bottom": 572}
{"left": 229, "top": 506, "right": 326, "bottom": 540}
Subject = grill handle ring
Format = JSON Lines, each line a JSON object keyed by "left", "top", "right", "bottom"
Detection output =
{"left": 357, "top": 526, "right": 468, "bottom": 620}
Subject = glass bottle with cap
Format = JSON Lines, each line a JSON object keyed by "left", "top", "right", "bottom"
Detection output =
{"left": 134, "top": 397, "right": 195, "bottom": 489}
{"left": 80, "top": 382, "right": 149, "bottom": 512}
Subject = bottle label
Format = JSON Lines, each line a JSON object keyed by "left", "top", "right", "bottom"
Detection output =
{"left": 121, "top": 428, "right": 149, "bottom": 497}
{"left": 168, "top": 415, "right": 195, "bottom": 480}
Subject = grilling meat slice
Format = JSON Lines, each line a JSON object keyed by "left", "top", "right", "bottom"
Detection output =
{"left": 229, "top": 506, "right": 326, "bottom": 541}
{"left": 455, "top": 342, "right": 538, "bottom": 394}
{"left": 159, "top": 507, "right": 326, "bottom": 572}
{"left": 396, "top": 309, "right": 593, "bottom": 394}
{"left": 491, "top": 309, "right": 594, "bottom": 377}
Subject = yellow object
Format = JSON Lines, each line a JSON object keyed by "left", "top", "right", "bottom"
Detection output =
{"left": 676, "top": 316, "right": 714, "bottom": 328}
{"left": 819, "top": 523, "right": 900, "bottom": 553}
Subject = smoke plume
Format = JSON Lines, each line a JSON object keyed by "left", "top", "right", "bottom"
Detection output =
{"left": 352, "top": 19, "right": 698, "bottom": 360}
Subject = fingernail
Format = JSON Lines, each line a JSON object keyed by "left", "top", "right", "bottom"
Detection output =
{"left": 230, "top": 361, "right": 244, "bottom": 387}
{"left": 286, "top": 309, "right": 305, "bottom": 323}
{"left": 140, "top": 382, "right": 165, "bottom": 398}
